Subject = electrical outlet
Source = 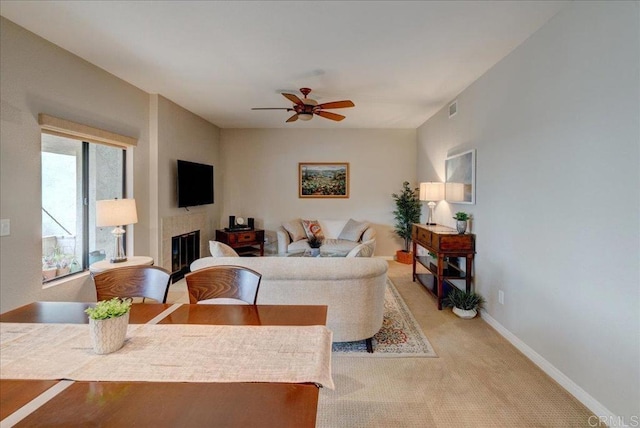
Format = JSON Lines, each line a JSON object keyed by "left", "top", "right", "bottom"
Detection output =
{"left": 0, "top": 219, "right": 9, "bottom": 237}
{"left": 498, "top": 290, "right": 504, "bottom": 305}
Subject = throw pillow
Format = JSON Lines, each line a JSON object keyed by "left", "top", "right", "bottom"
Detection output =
{"left": 209, "top": 240, "right": 239, "bottom": 257}
{"left": 346, "top": 239, "right": 375, "bottom": 257}
{"left": 302, "top": 219, "right": 325, "bottom": 240}
{"left": 338, "top": 218, "right": 370, "bottom": 242}
{"left": 282, "top": 219, "right": 307, "bottom": 242}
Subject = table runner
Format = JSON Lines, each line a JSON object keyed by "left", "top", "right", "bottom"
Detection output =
{"left": 0, "top": 323, "right": 334, "bottom": 389}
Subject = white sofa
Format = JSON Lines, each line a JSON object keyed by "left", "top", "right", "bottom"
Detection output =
{"left": 276, "top": 218, "right": 376, "bottom": 255}
{"left": 190, "top": 256, "right": 388, "bottom": 343}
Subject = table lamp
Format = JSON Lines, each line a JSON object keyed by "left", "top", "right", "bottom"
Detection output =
{"left": 419, "top": 182, "right": 444, "bottom": 225}
{"left": 96, "top": 198, "right": 138, "bottom": 263}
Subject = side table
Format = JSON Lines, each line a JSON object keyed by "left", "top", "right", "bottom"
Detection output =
{"left": 215, "top": 229, "right": 265, "bottom": 256}
{"left": 89, "top": 256, "right": 154, "bottom": 275}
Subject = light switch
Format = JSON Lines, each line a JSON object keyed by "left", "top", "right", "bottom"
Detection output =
{"left": 0, "top": 219, "right": 10, "bottom": 237}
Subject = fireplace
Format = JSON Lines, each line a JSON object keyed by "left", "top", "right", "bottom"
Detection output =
{"left": 171, "top": 230, "right": 200, "bottom": 281}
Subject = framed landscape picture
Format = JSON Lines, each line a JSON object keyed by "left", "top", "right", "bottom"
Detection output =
{"left": 445, "top": 149, "right": 476, "bottom": 204}
{"left": 299, "top": 162, "right": 349, "bottom": 198}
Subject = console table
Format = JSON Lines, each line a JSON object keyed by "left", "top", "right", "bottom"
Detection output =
{"left": 216, "top": 229, "right": 265, "bottom": 256}
{"left": 412, "top": 224, "right": 475, "bottom": 310}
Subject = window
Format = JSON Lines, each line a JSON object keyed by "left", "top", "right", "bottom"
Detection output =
{"left": 41, "top": 134, "right": 125, "bottom": 283}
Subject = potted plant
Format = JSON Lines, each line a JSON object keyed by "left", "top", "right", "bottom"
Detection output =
{"left": 42, "top": 254, "right": 57, "bottom": 281}
{"left": 453, "top": 211, "right": 470, "bottom": 234}
{"left": 49, "top": 246, "right": 73, "bottom": 277}
{"left": 307, "top": 236, "right": 323, "bottom": 257}
{"left": 392, "top": 181, "right": 422, "bottom": 264}
{"left": 443, "top": 288, "right": 485, "bottom": 319}
{"left": 85, "top": 298, "right": 132, "bottom": 354}
{"left": 56, "top": 257, "right": 71, "bottom": 277}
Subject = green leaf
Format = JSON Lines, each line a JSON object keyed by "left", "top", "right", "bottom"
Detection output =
{"left": 392, "top": 181, "right": 422, "bottom": 252}
{"left": 85, "top": 297, "right": 132, "bottom": 320}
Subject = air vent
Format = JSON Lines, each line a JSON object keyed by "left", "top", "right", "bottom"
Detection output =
{"left": 448, "top": 100, "right": 458, "bottom": 118}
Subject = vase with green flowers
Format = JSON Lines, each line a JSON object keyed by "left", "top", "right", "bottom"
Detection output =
{"left": 307, "top": 236, "right": 323, "bottom": 257}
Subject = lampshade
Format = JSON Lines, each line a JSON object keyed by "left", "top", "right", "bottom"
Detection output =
{"left": 445, "top": 182, "right": 465, "bottom": 202}
{"left": 96, "top": 199, "right": 138, "bottom": 227}
{"left": 298, "top": 113, "right": 313, "bottom": 121}
{"left": 419, "top": 182, "right": 444, "bottom": 202}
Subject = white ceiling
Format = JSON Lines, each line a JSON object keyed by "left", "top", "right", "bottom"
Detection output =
{"left": 0, "top": 1, "right": 568, "bottom": 129}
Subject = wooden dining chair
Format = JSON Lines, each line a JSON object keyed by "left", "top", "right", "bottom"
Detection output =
{"left": 185, "top": 265, "right": 262, "bottom": 305}
{"left": 93, "top": 265, "right": 172, "bottom": 303}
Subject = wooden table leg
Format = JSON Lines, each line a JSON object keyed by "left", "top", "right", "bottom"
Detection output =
{"left": 437, "top": 254, "right": 445, "bottom": 310}
{"left": 412, "top": 241, "right": 417, "bottom": 282}
{"left": 465, "top": 255, "right": 473, "bottom": 293}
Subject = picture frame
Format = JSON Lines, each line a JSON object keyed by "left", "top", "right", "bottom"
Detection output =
{"left": 299, "top": 162, "right": 349, "bottom": 198}
{"left": 445, "top": 149, "right": 476, "bottom": 204}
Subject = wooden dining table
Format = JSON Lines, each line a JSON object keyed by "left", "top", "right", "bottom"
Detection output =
{"left": 0, "top": 302, "right": 328, "bottom": 427}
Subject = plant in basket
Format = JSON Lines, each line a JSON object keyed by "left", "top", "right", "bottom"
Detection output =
{"left": 85, "top": 298, "right": 132, "bottom": 354}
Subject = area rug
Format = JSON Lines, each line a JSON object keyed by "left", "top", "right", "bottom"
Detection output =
{"left": 332, "top": 279, "right": 437, "bottom": 357}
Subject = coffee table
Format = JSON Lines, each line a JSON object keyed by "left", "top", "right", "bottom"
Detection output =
{"left": 272, "top": 249, "right": 349, "bottom": 257}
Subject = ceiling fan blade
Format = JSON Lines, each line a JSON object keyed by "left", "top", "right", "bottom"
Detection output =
{"left": 316, "top": 100, "right": 355, "bottom": 109}
{"left": 316, "top": 111, "right": 345, "bottom": 121}
{"left": 282, "top": 93, "right": 304, "bottom": 105}
{"left": 286, "top": 114, "right": 299, "bottom": 123}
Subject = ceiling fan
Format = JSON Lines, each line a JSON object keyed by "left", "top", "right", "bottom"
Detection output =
{"left": 252, "top": 88, "right": 355, "bottom": 123}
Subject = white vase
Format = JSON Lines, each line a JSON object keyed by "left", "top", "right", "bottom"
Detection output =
{"left": 456, "top": 220, "right": 467, "bottom": 234}
{"left": 89, "top": 312, "right": 129, "bottom": 354}
{"left": 452, "top": 307, "right": 477, "bottom": 319}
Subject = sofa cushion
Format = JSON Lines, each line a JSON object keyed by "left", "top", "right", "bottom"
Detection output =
{"left": 289, "top": 239, "right": 311, "bottom": 252}
{"left": 338, "top": 219, "right": 370, "bottom": 242}
{"left": 346, "top": 239, "right": 375, "bottom": 257}
{"left": 302, "top": 219, "right": 325, "bottom": 240}
{"left": 322, "top": 238, "right": 359, "bottom": 254}
{"left": 209, "top": 241, "right": 239, "bottom": 257}
{"left": 282, "top": 219, "right": 307, "bottom": 242}
{"left": 319, "top": 220, "right": 347, "bottom": 239}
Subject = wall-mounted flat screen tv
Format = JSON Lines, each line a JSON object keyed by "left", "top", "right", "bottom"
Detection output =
{"left": 177, "top": 160, "right": 214, "bottom": 208}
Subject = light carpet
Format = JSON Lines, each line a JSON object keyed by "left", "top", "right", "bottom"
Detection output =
{"left": 332, "top": 279, "right": 437, "bottom": 357}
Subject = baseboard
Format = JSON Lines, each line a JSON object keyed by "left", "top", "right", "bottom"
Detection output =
{"left": 480, "top": 309, "right": 621, "bottom": 424}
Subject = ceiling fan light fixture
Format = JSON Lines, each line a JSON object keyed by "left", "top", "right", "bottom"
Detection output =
{"left": 253, "top": 88, "right": 354, "bottom": 123}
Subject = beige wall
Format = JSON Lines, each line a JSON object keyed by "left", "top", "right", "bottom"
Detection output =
{"left": 0, "top": 18, "right": 151, "bottom": 312}
{"left": 220, "top": 129, "right": 417, "bottom": 256}
{"left": 417, "top": 1, "right": 639, "bottom": 420}
{"left": 0, "top": 19, "right": 222, "bottom": 313}
{"left": 155, "top": 95, "right": 221, "bottom": 262}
